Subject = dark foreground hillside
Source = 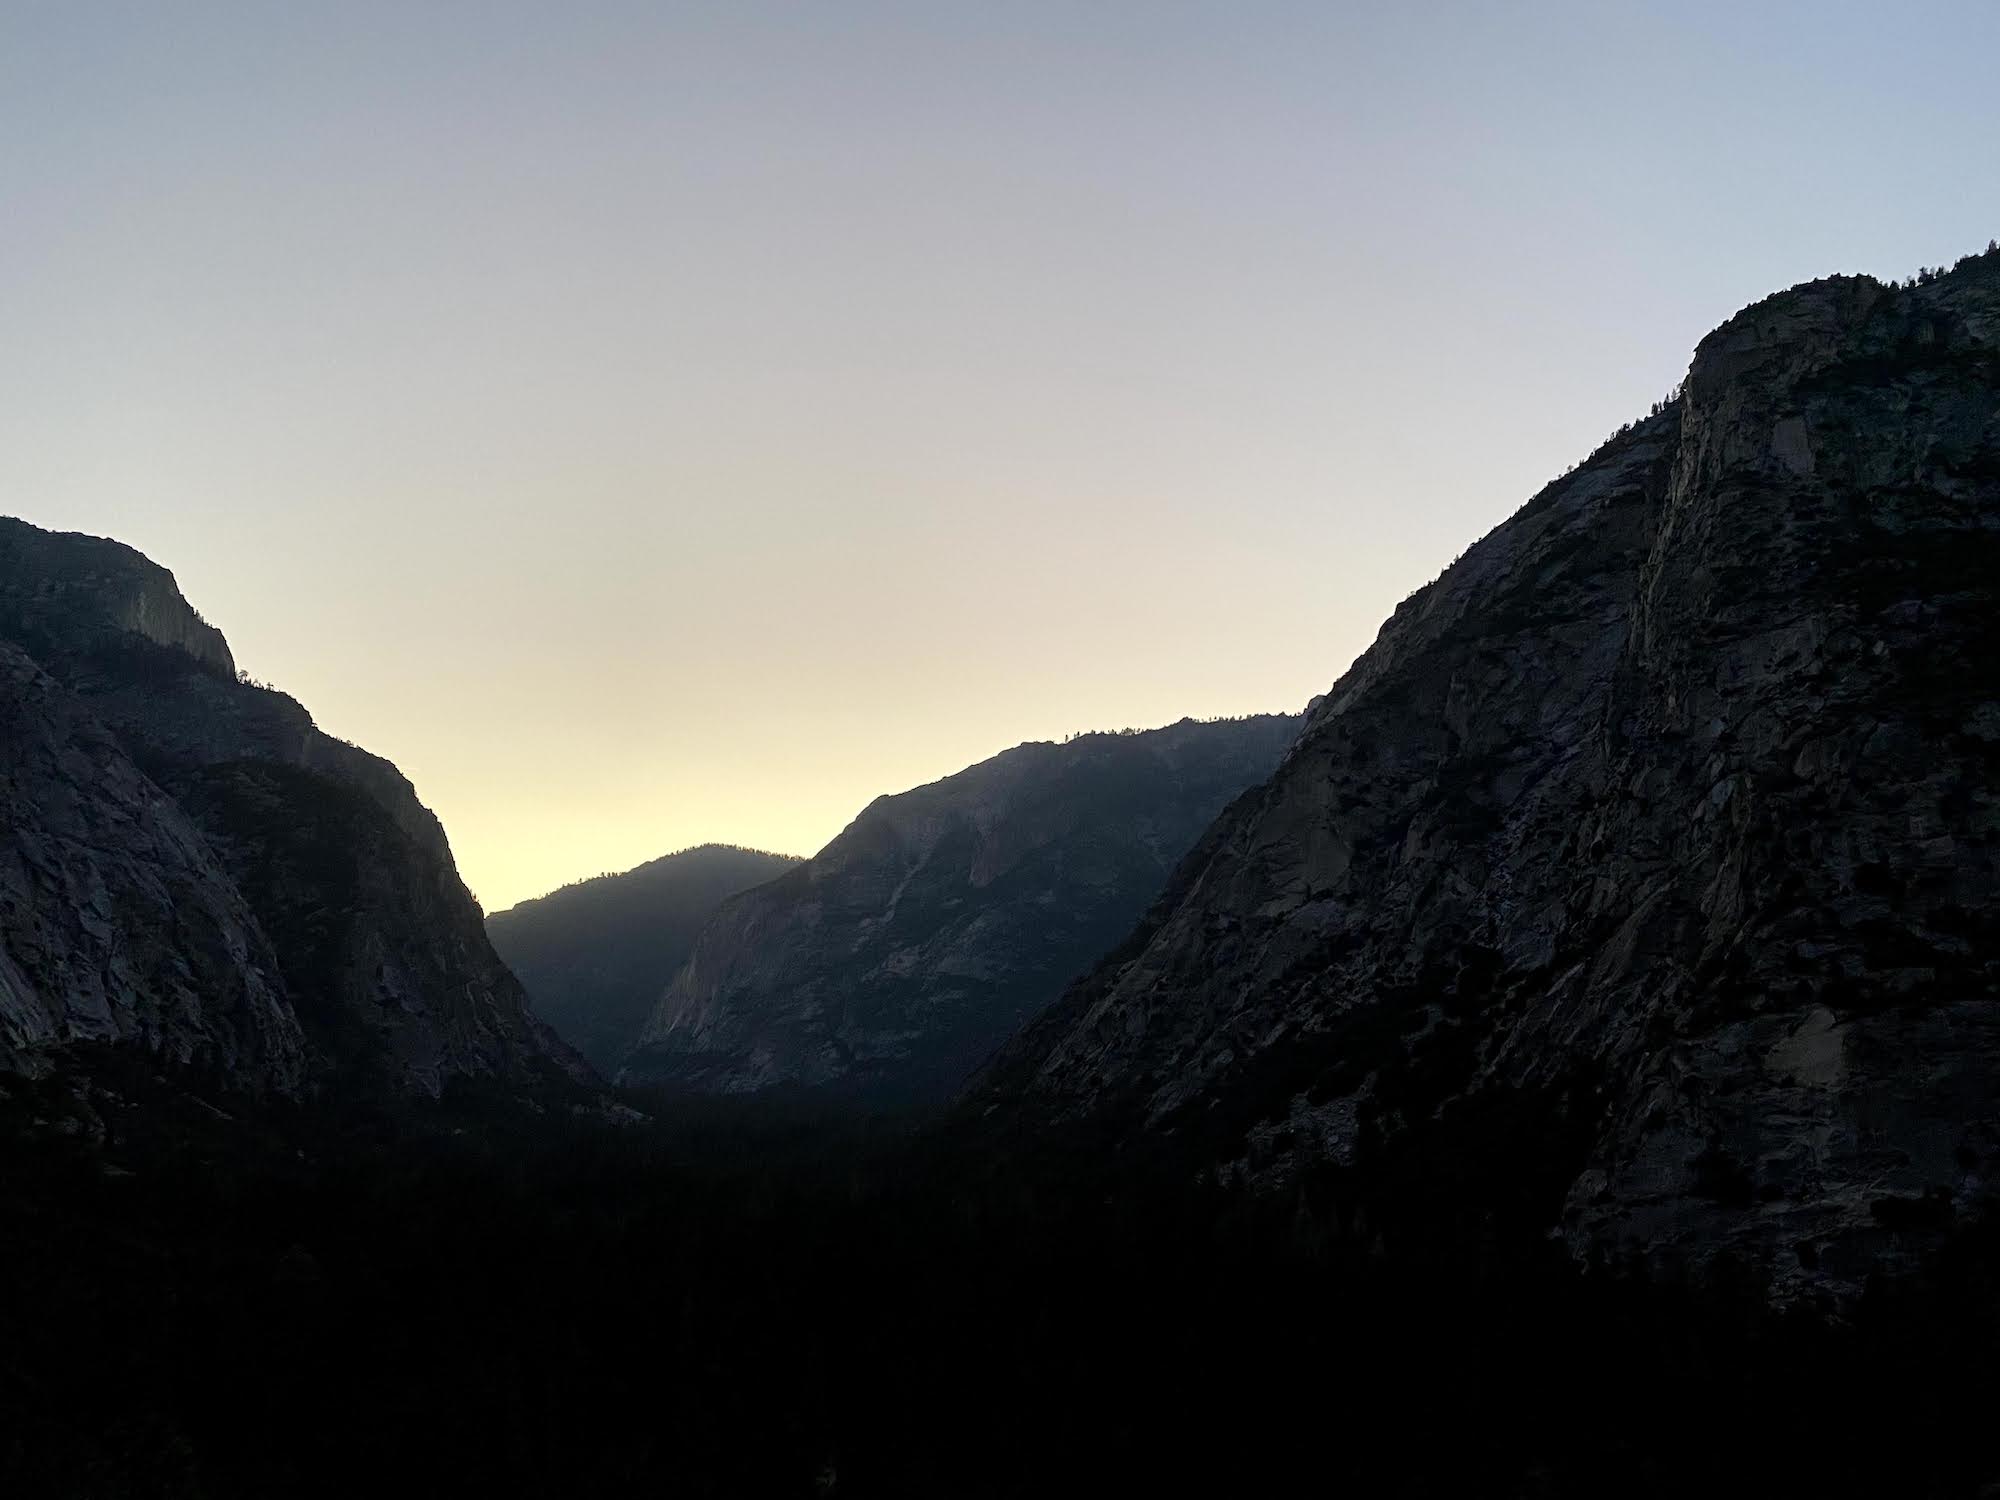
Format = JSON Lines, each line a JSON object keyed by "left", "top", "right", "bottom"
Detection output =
{"left": 3, "top": 1071, "right": 1997, "bottom": 1499}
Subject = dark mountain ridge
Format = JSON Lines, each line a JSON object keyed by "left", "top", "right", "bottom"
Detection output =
{"left": 621, "top": 714, "right": 1303, "bottom": 1102}
{"left": 488, "top": 843, "right": 802, "bottom": 1072}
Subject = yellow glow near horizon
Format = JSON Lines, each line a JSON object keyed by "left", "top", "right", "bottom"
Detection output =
{"left": 6, "top": 5, "right": 1996, "bottom": 911}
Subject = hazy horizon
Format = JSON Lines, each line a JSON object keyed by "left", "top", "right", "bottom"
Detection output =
{"left": 7, "top": 1, "right": 1997, "bottom": 909}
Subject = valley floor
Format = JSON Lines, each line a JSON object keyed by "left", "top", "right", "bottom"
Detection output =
{"left": 3, "top": 1067, "right": 1997, "bottom": 1498}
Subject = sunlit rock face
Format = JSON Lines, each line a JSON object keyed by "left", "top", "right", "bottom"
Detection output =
{"left": 0, "top": 518, "right": 590, "bottom": 1101}
{"left": 978, "top": 252, "right": 2000, "bottom": 1298}
{"left": 621, "top": 715, "right": 1304, "bottom": 1104}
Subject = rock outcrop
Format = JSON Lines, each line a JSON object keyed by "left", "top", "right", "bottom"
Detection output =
{"left": 0, "top": 519, "right": 233, "bottom": 676}
{"left": 0, "top": 519, "right": 589, "bottom": 1100}
{"left": 978, "top": 249, "right": 2000, "bottom": 1296}
{"left": 622, "top": 716, "right": 1303, "bottom": 1102}
{"left": 489, "top": 844, "right": 802, "bottom": 1073}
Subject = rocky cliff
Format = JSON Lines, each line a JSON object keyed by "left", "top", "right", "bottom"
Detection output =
{"left": 0, "top": 519, "right": 589, "bottom": 1100}
{"left": 0, "top": 520, "right": 233, "bottom": 677}
{"left": 977, "top": 248, "right": 2000, "bottom": 1297}
{"left": 0, "top": 643, "right": 304, "bottom": 1089}
{"left": 622, "top": 716, "right": 1302, "bottom": 1102}
{"left": 489, "top": 844, "right": 802, "bottom": 1072}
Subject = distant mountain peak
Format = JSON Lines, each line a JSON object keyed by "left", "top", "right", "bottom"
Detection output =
{"left": 619, "top": 712, "right": 1304, "bottom": 1103}
{"left": 488, "top": 843, "right": 804, "bottom": 1074}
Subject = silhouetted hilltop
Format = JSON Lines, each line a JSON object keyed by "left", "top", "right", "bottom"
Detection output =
{"left": 488, "top": 845, "right": 801, "bottom": 1072}
{"left": 621, "top": 714, "right": 1302, "bottom": 1103}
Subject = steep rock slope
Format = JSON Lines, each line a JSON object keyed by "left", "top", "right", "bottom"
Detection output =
{"left": 622, "top": 716, "right": 1302, "bottom": 1101}
{"left": 489, "top": 844, "right": 802, "bottom": 1072}
{"left": 0, "top": 644, "right": 303, "bottom": 1089}
{"left": 980, "top": 251, "right": 2000, "bottom": 1295}
{"left": 0, "top": 520, "right": 588, "bottom": 1099}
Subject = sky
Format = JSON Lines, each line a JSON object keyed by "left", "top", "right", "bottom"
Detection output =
{"left": 3, "top": 1, "right": 1997, "bottom": 911}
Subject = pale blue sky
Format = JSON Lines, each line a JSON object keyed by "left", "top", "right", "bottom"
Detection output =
{"left": 3, "top": 1, "right": 1995, "bottom": 907}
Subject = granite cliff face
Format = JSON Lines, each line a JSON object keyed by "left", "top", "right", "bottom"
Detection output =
{"left": 622, "top": 716, "right": 1302, "bottom": 1102}
{"left": 0, "top": 643, "right": 304, "bottom": 1089}
{"left": 0, "top": 520, "right": 234, "bottom": 677}
{"left": 980, "top": 251, "right": 2000, "bottom": 1295}
{"left": 489, "top": 844, "right": 802, "bottom": 1073}
{"left": 0, "top": 519, "right": 588, "bottom": 1100}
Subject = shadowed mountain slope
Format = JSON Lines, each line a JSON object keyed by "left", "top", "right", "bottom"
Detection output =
{"left": 975, "top": 248, "right": 2000, "bottom": 1298}
{"left": 0, "top": 518, "right": 589, "bottom": 1102}
{"left": 0, "top": 642, "right": 304, "bottom": 1089}
{"left": 622, "top": 715, "right": 1302, "bottom": 1103}
{"left": 488, "top": 845, "right": 801, "bottom": 1073}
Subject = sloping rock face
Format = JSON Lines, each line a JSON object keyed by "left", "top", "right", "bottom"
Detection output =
{"left": 489, "top": 845, "right": 802, "bottom": 1073}
{"left": 622, "top": 716, "right": 1302, "bottom": 1102}
{"left": 0, "top": 520, "right": 589, "bottom": 1100}
{"left": 980, "top": 251, "right": 2000, "bottom": 1296}
{"left": 0, "top": 644, "right": 303, "bottom": 1089}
